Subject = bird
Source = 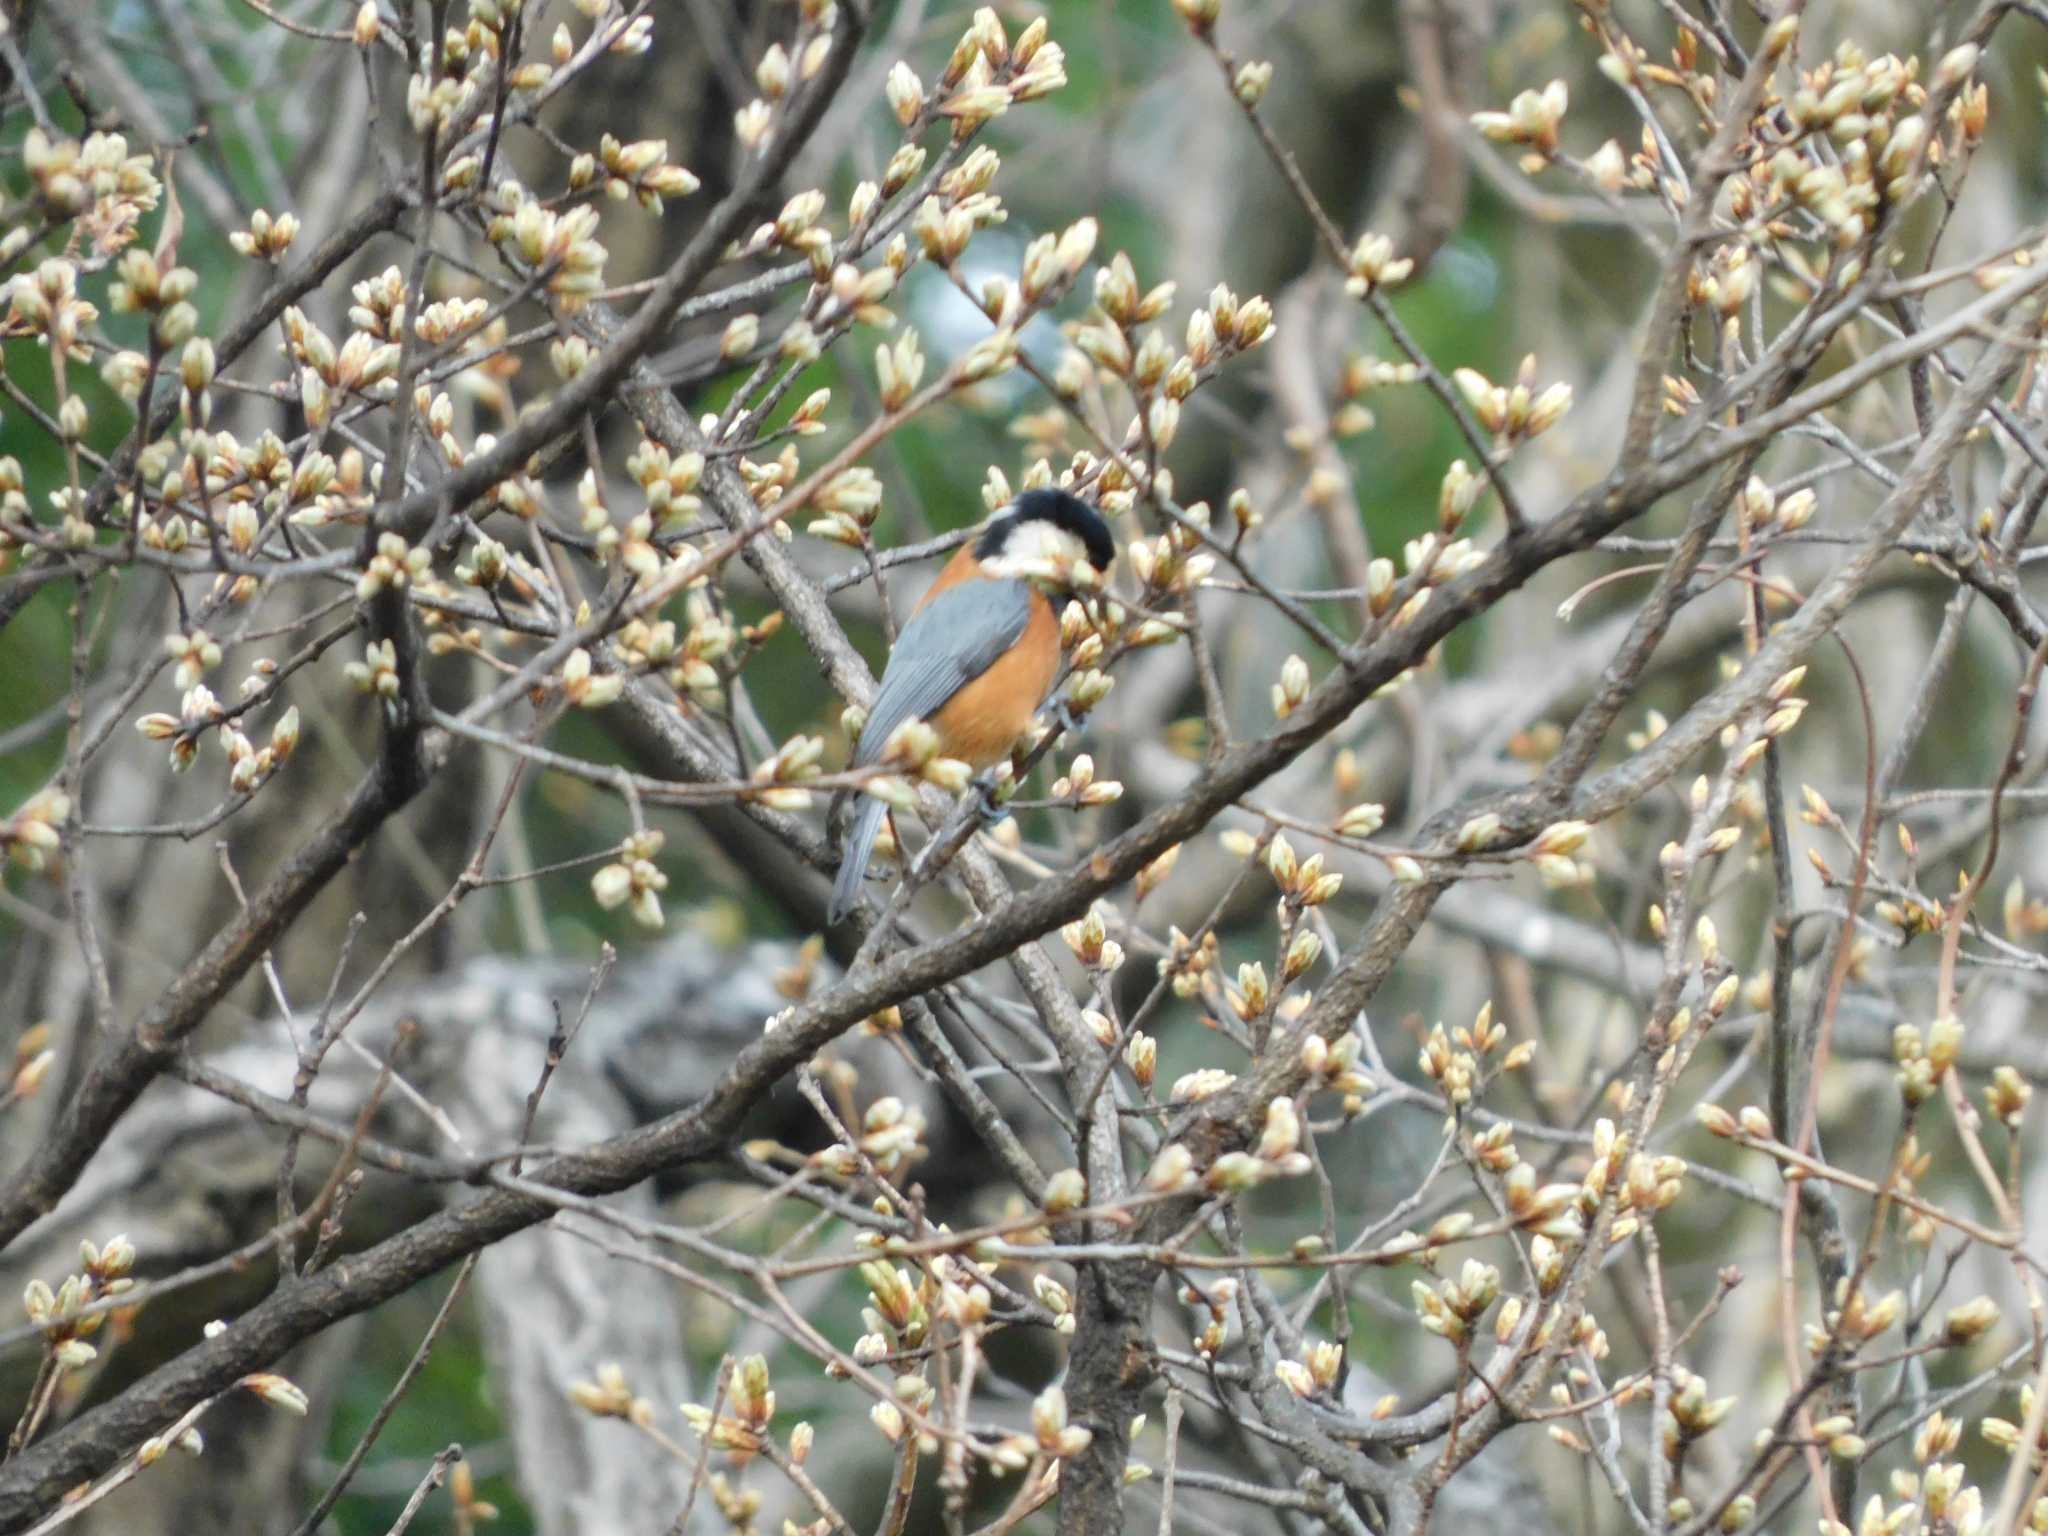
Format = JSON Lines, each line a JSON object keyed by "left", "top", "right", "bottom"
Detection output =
{"left": 828, "top": 487, "right": 1116, "bottom": 926}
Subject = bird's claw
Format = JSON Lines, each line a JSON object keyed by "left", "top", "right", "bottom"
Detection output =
{"left": 973, "top": 768, "right": 1011, "bottom": 823}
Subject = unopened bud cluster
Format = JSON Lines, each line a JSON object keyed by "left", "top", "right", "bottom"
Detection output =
{"left": 21, "top": 1234, "right": 138, "bottom": 1378}
{"left": 591, "top": 829, "right": 668, "bottom": 929}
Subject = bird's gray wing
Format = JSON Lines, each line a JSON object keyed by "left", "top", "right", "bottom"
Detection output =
{"left": 852, "top": 578, "right": 1034, "bottom": 765}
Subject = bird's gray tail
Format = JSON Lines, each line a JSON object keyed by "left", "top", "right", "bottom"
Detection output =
{"left": 829, "top": 796, "right": 887, "bottom": 925}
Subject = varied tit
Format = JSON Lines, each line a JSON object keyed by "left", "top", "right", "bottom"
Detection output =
{"left": 829, "top": 487, "right": 1116, "bottom": 926}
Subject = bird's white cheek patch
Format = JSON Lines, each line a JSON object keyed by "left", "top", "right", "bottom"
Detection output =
{"left": 980, "top": 523, "right": 1088, "bottom": 581}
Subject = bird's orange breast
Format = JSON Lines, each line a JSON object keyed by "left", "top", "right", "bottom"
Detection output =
{"left": 914, "top": 545, "right": 1060, "bottom": 769}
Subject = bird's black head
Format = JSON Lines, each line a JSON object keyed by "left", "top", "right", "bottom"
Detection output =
{"left": 975, "top": 487, "right": 1116, "bottom": 574}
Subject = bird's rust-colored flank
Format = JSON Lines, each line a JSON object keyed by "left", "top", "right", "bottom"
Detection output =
{"left": 916, "top": 542, "right": 1061, "bottom": 768}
